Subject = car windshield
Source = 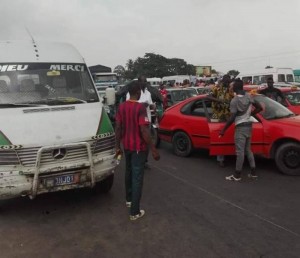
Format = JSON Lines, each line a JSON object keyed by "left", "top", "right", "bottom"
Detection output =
{"left": 0, "top": 63, "right": 98, "bottom": 107}
{"left": 254, "top": 95, "right": 294, "bottom": 120}
{"left": 171, "top": 90, "right": 192, "bottom": 101}
{"left": 284, "top": 91, "right": 300, "bottom": 106}
{"left": 186, "top": 88, "right": 198, "bottom": 96}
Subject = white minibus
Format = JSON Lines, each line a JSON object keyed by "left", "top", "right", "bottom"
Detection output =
{"left": 238, "top": 67, "right": 295, "bottom": 85}
{"left": 0, "top": 40, "right": 116, "bottom": 200}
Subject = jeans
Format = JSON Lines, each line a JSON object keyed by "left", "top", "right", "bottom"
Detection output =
{"left": 124, "top": 150, "right": 147, "bottom": 216}
{"left": 234, "top": 124, "right": 255, "bottom": 176}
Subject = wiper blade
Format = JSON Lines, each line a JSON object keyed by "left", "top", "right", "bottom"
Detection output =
{"left": 0, "top": 103, "right": 45, "bottom": 108}
{"left": 32, "top": 97, "right": 87, "bottom": 105}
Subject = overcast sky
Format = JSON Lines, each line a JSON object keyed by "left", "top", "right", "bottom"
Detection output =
{"left": 1, "top": 0, "right": 300, "bottom": 74}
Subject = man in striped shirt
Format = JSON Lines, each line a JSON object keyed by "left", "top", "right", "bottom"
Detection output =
{"left": 115, "top": 80, "right": 160, "bottom": 221}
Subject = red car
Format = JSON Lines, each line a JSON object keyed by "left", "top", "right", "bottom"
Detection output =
{"left": 244, "top": 85, "right": 300, "bottom": 114}
{"left": 275, "top": 87, "right": 300, "bottom": 115}
{"left": 158, "top": 94, "right": 300, "bottom": 175}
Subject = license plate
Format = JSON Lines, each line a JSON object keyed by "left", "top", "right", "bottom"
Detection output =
{"left": 43, "top": 173, "right": 80, "bottom": 187}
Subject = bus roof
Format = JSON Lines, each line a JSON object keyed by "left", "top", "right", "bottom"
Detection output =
{"left": 0, "top": 40, "right": 85, "bottom": 63}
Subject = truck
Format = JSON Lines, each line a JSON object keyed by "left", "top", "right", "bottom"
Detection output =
{"left": 0, "top": 40, "right": 117, "bottom": 200}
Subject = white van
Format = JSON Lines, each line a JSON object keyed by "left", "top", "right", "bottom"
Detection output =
{"left": 147, "top": 77, "right": 162, "bottom": 87}
{"left": 162, "top": 75, "right": 191, "bottom": 86}
{"left": 238, "top": 67, "right": 295, "bottom": 85}
{"left": 0, "top": 40, "right": 117, "bottom": 200}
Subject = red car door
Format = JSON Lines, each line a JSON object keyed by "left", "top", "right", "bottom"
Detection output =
{"left": 208, "top": 119, "right": 264, "bottom": 156}
{"left": 181, "top": 99, "right": 210, "bottom": 148}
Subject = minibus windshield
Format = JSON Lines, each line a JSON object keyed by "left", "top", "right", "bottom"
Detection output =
{"left": 0, "top": 63, "right": 99, "bottom": 106}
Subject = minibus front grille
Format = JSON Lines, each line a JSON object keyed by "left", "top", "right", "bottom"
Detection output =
{"left": 91, "top": 135, "right": 115, "bottom": 154}
{"left": 0, "top": 150, "right": 20, "bottom": 165}
{"left": 16, "top": 137, "right": 115, "bottom": 167}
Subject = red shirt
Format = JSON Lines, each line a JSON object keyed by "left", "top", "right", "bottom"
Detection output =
{"left": 115, "top": 100, "right": 150, "bottom": 151}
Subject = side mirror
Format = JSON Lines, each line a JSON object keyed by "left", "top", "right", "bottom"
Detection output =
{"left": 106, "top": 88, "right": 116, "bottom": 105}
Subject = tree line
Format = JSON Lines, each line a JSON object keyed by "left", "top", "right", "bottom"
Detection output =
{"left": 113, "top": 53, "right": 239, "bottom": 80}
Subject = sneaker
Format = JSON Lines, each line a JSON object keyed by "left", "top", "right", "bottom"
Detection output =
{"left": 225, "top": 175, "right": 241, "bottom": 181}
{"left": 126, "top": 201, "right": 131, "bottom": 208}
{"left": 130, "top": 210, "right": 145, "bottom": 221}
{"left": 248, "top": 173, "right": 258, "bottom": 179}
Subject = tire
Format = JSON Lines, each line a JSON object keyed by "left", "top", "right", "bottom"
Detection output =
{"left": 172, "top": 131, "right": 192, "bottom": 157}
{"left": 96, "top": 174, "right": 114, "bottom": 193}
{"left": 275, "top": 142, "right": 300, "bottom": 176}
{"left": 150, "top": 126, "right": 160, "bottom": 147}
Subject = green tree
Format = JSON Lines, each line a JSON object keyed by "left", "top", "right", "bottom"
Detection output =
{"left": 227, "top": 70, "right": 240, "bottom": 78}
{"left": 123, "top": 53, "right": 195, "bottom": 79}
{"left": 113, "top": 65, "right": 125, "bottom": 77}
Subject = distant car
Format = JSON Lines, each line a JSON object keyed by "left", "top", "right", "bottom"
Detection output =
{"left": 277, "top": 87, "right": 300, "bottom": 115}
{"left": 188, "top": 87, "right": 211, "bottom": 96}
{"left": 165, "top": 88, "right": 194, "bottom": 108}
{"left": 244, "top": 85, "right": 300, "bottom": 114}
{"left": 158, "top": 94, "right": 300, "bottom": 175}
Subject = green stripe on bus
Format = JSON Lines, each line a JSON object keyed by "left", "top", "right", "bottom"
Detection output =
{"left": 0, "top": 131, "right": 11, "bottom": 145}
{"left": 97, "top": 108, "right": 114, "bottom": 135}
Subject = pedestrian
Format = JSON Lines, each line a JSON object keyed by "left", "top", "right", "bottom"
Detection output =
{"left": 126, "top": 76, "right": 155, "bottom": 169}
{"left": 259, "top": 77, "right": 285, "bottom": 103}
{"left": 159, "top": 82, "right": 168, "bottom": 110}
{"left": 219, "top": 78, "right": 263, "bottom": 181}
{"left": 208, "top": 74, "right": 234, "bottom": 167}
{"left": 115, "top": 80, "right": 160, "bottom": 220}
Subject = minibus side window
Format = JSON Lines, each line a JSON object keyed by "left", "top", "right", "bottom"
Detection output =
{"left": 253, "top": 76, "right": 259, "bottom": 84}
{"left": 286, "top": 74, "right": 294, "bottom": 82}
{"left": 278, "top": 74, "right": 285, "bottom": 82}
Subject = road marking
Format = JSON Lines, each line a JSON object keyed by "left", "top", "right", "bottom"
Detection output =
{"left": 151, "top": 164, "right": 300, "bottom": 238}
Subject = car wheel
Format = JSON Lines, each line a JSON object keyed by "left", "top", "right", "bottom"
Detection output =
{"left": 95, "top": 174, "right": 114, "bottom": 193}
{"left": 275, "top": 142, "right": 300, "bottom": 176}
{"left": 172, "top": 131, "right": 192, "bottom": 157}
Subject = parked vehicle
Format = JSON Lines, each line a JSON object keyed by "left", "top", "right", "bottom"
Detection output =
{"left": 244, "top": 85, "right": 300, "bottom": 115}
{"left": 262, "top": 86, "right": 300, "bottom": 115}
{"left": 147, "top": 77, "right": 161, "bottom": 88}
{"left": 0, "top": 40, "right": 117, "bottom": 200}
{"left": 165, "top": 88, "right": 194, "bottom": 108}
{"left": 158, "top": 94, "right": 300, "bottom": 175}
{"left": 239, "top": 67, "right": 295, "bottom": 85}
{"left": 188, "top": 86, "right": 211, "bottom": 96}
{"left": 162, "top": 75, "right": 195, "bottom": 86}
{"left": 293, "top": 69, "right": 300, "bottom": 83}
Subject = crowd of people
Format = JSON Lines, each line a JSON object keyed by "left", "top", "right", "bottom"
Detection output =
{"left": 114, "top": 74, "right": 285, "bottom": 220}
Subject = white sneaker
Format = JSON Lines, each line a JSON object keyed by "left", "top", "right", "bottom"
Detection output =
{"left": 126, "top": 201, "right": 131, "bottom": 208}
{"left": 130, "top": 210, "right": 145, "bottom": 221}
{"left": 225, "top": 175, "right": 241, "bottom": 181}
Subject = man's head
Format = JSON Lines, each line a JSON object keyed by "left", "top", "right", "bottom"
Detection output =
{"left": 138, "top": 75, "right": 147, "bottom": 90}
{"left": 232, "top": 78, "right": 244, "bottom": 94}
{"left": 222, "top": 74, "right": 231, "bottom": 87}
{"left": 159, "top": 83, "right": 165, "bottom": 90}
{"left": 128, "top": 80, "right": 141, "bottom": 100}
{"left": 267, "top": 77, "right": 274, "bottom": 88}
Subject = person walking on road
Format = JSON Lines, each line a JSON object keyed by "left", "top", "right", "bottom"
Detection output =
{"left": 115, "top": 80, "right": 160, "bottom": 220}
{"left": 126, "top": 76, "right": 155, "bottom": 169}
{"left": 219, "top": 79, "right": 263, "bottom": 181}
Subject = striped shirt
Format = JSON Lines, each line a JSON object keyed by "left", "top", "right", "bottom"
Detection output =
{"left": 115, "top": 100, "right": 150, "bottom": 151}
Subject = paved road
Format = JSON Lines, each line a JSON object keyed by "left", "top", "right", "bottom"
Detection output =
{"left": 0, "top": 142, "right": 299, "bottom": 258}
